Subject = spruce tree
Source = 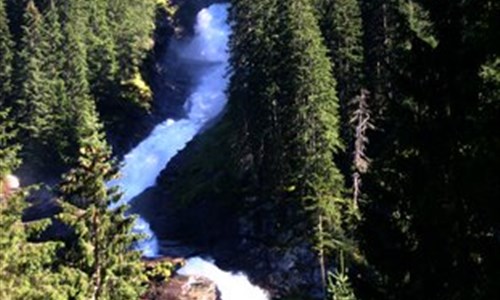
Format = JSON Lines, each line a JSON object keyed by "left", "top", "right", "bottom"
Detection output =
{"left": 228, "top": 0, "right": 282, "bottom": 196}
{"left": 0, "top": 111, "right": 20, "bottom": 185}
{"left": 278, "top": 0, "right": 359, "bottom": 296}
{"left": 0, "top": 0, "right": 13, "bottom": 108}
{"left": 316, "top": 0, "right": 364, "bottom": 105}
{"left": 14, "top": 0, "right": 55, "bottom": 169}
{"left": 41, "top": 0, "right": 64, "bottom": 78}
{"left": 56, "top": 0, "right": 94, "bottom": 166}
{"left": 57, "top": 98, "right": 146, "bottom": 299}
{"left": 107, "top": 0, "right": 155, "bottom": 109}
{"left": 359, "top": 1, "right": 500, "bottom": 299}
{"left": 41, "top": 0, "right": 72, "bottom": 168}
{"left": 86, "top": 0, "right": 118, "bottom": 105}
{"left": 0, "top": 111, "right": 68, "bottom": 300}
{"left": 107, "top": 0, "right": 156, "bottom": 76}
{"left": 315, "top": 0, "right": 365, "bottom": 172}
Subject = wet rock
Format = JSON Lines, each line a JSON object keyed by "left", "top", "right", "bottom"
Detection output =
{"left": 212, "top": 213, "right": 324, "bottom": 298}
{"left": 144, "top": 275, "right": 219, "bottom": 300}
{"left": 143, "top": 257, "right": 219, "bottom": 300}
{"left": 134, "top": 182, "right": 323, "bottom": 298}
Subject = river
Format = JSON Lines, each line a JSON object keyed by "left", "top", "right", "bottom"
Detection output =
{"left": 110, "top": 4, "right": 269, "bottom": 300}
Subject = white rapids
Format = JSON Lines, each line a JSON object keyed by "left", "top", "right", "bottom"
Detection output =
{"left": 110, "top": 4, "right": 269, "bottom": 300}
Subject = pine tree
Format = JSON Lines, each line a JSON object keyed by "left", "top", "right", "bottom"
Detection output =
{"left": 57, "top": 98, "right": 146, "bottom": 299}
{"left": 359, "top": 1, "right": 500, "bottom": 299}
{"left": 277, "top": 0, "right": 359, "bottom": 296}
{"left": 228, "top": 0, "right": 282, "bottom": 196}
{"left": 41, "top": 0, "right": 64, "bottom": 78}
{"left": 0, "top": 0, "right": 13, "bottom": 108}
{"left": 107, "top": 0, "right": 155, "bottom": 109}
{"left": 315, "top": 0, "right": 365, "bottom": 171}
{"left": 316, "top": 0, "right": 364, "bottom": 106}
{"left": 86, "top": 0, "right": 118, "bottom": 104}
{"left": 14, "top": 0, "right": 55, "bottom": 169}
{"left": 0, "top": 111, "right": 69, "bottom": 300}
{"left": 0, "top": 188, "right": 68, "bottom": 299}
{"left": 108, "top": 0, "right": 156, "bottom": 76}
{"left": 56, "top": 0, "right": 94, "bottom": 166}
{"left": 40, "top": 0, "right": 72, "bottom": 169}
{"left": 0, "top": 110, "right": 20, "bottom": 184}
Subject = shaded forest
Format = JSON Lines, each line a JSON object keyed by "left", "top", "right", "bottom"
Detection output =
{"left": 164, "top": 0, "right": 500, "bottom": 299}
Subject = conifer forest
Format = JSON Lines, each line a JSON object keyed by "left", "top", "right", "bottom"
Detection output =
{"left": 0, "top": 0, "right": 498, "bottom": 299}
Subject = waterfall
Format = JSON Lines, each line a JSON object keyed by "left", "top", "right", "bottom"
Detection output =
{"left": 110, "top": 4, "right": 269, "bottom": 299}
{"left": 178, "top": 257, "right": 270, "bottom": 300}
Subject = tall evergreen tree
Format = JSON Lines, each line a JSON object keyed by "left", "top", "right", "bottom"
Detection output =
{"left": 85, "top": 0, "right": 118, "bottom": 105}
{"left": 316, "top": 0, "right": 364, "bottom": 106}
{"left": 0, "top": 111, "right": 68, "bottom": 300}
{"left": 57, "top": 98, "right": 146, "bottom": 300}
{"left": 41, "top": 0, "right": 64, "bottom": 78}
{"left": 315, "top": 0, "right": 365, "bottom": 177}
{"left": 0, "top": 0, "right": 13, "bottom": 108}
{"left": 40, "top": 0, "right": 72, "bottom": 168}
{"left": 55, "top": 0, "right": 94, "bottom": 166}
{"left": 228, "top": 0, "right": 282, "bottom": 198}
{"left": 107, "top": 0, "right": 155, "bottom": 109}
{"left": 360, "top": 1, "right": 500, "bottom": 299}
{"left": 277, "top": 0, "right": 359, "bottom": 296}
{"left": 14, "top": 0, "right": 56, "bottom": 169}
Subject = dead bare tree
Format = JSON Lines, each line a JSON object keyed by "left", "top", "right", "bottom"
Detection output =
{"left": 350, "top": 89, "right": 373, "bottom": 207}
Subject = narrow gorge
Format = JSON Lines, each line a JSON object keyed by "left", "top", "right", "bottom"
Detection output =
{"left": 111, "top": 4, "right": 269, "bottom": 299}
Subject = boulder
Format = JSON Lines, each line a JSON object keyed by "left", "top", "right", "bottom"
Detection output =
{"left": 144, "top": 274, "right": 219, "bottom": 300}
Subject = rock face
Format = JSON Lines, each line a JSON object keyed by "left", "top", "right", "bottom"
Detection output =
{"left": 144, "top": 275, "right": 219, "bottom": 300}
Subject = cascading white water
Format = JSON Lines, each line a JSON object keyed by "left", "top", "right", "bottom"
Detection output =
{"left": 178, "top": 257, "right": 270, "bottom": 300}
{"left": 110, "top": 4, "right": 269, "bottom": 299}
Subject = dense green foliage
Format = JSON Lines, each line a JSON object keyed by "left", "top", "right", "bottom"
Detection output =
{"left": 166, "top": 0, "right": 499, "bottom": 299}
{"left": 168, "top": 0, "right": 360, "bottom": 296}
{"left": 0, "top": 110, "right": 66, "bottom": 299}
{"left": 359, "top": 1, "right": 500, "bottom": 299}
{"left": 57, "top": 98, "right": 146, "bottom": 299}
{"left": 0, "top": 0, "right": 169, "bottom": 298}
{"left": 1, "top": 0, "right": 498, "bottom": 299}
{"left": 0, "top": 101, "right": 147, "bottom": 299}
{"left": 0, "top": 0, "right": 13, "bottom": 107}
{"left": 2, "top": 0, "right": 161, "bottom": 174}
{"left": 0, "top": 191, "right": 65, "bottom": 299}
